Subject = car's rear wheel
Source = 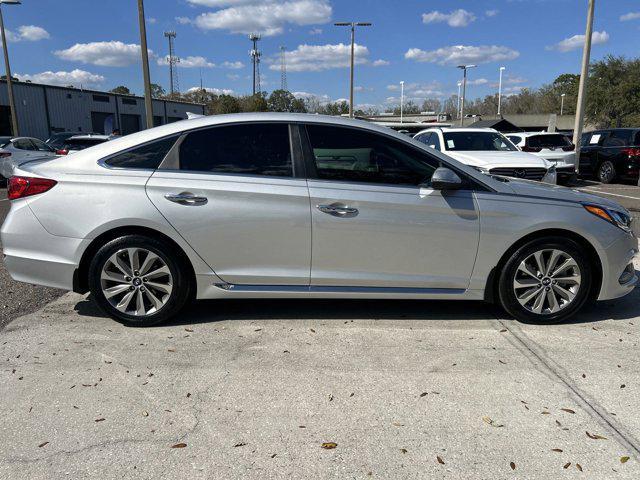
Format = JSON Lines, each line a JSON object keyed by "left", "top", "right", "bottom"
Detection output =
{"left": 88, "top": 235, "right": 191, "bottom": 327}
{"left": 498, "top": 237, "right": 592, "bottom": 324}
{"left": 596, "top": 160, "right": 616, "bottom": 184}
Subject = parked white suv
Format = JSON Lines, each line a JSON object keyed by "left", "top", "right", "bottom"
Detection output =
{"left": 415, "top": 127, "right": 555, "bottom": 183}
{"left": 507, "top": 132, "right": 576, "bottom": 184}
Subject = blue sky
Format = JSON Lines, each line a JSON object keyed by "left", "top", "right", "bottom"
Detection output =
{"left": 3, "top": 0, "right": 640, "bottom": 110}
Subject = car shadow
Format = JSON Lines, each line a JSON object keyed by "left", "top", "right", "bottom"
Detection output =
{"left": 73, "top": 275, "right": 640, "bottom": 327}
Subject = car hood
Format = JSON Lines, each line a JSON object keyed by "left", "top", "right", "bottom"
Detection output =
{"left": 504, "top": 177, "right": 625, "bottom": 211}
{"left": 445, "top": 150, "right": 551, "bottom": 168}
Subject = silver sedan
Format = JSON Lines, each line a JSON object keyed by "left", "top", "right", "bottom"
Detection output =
{"left": 1, "top": 113, "right": 637, "bottom": 326}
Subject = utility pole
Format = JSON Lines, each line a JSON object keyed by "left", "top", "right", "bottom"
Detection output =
{"left": 164, "top": 31, "right": 179, "bottom": 95}
{"left": 457, "top": 64, "right": 476, "bottom": 127}
{"left": 0, "top": 0, "right": 20, "bottom": 136}
{"left": 279, "top": 46, "right": 288, "bottom": 91}
{"left": 456, "top": 81, "right": 462, "bottom": 120}
{"left": 399, "top": 81, "right": 404, "bottom": 124}
{"left": 249, "top": 33, "right": 261, "bottom": 95}
{"left": 573, "top": 0, "right": 595, "bottom": 175}
{"left": 334, "top": 21, "right": 371, "bottom": 118}
{"left": 497, "top": 66, "right": 505, "bottom": 116}
{"left": 137, "top": 0, "right": 154, "bottom": 129}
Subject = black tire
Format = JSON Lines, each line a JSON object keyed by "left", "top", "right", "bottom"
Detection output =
{"left": 596, "top": 160, "right": 616, "bottom": 184}
{"left": 498, "top": 237, "right": 592, "bottom": 324}
{"left": 88, "top": 235, "right": 192, "bottom": 327}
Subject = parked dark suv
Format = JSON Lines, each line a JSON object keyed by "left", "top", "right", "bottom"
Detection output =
{"left": 579, "top": 128, "right": 640, "bottom": 183}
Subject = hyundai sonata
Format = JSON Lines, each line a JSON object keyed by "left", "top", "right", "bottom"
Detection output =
{"left": 1, "top": 113, "right": 637, "bottom": 326}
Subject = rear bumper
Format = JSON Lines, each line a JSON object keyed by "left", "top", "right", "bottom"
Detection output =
{"left": 1, "top": 199, "right": 81, "bottom": 291}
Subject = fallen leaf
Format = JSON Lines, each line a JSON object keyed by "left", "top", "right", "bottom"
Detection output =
{"left": 299, "top": 425, "right": 306, "bottom": 428}
{"left": 620, "top": 456, "right": 630, "bottom": 464}
{"left": 254, "top": 328, "right": 262, "bottom": 332}
{"left": 576, "top": 463, "right": 583, "bottom": 472}
{"left": 420, "top": 392, "right": 428, "bottom": 397}
{"left": 437, "top": 456, "right": 445, "bottom": 465}
{"left": 400, "top": 448, "right": 408, "bottom": 454}
{"left": 328, "top": 394, "right": 334, "bottom": 402}
{"left": 586, "top": 431, "right": 607, "bottom": 440}
{"left": 482, "top": 416, "right": 504, "bottom": 428}
{"left": 564, "top": 462, "right": 571, "bottom": 469}
{"left": 561, "top": 408, "right": 576, "bottom": 414}
{"left": 498, "top": 360, "right": 506, "bottom": 364}
{"left": 321, "top": 442, "right": 337, "bottom": 449}
{"left": 171, "top": 443, "right": 187, "bottom": 448}
{"left": 184, "top": 328, "right": 194, "bottom": 332}
{"left": 38, "top": 441, "right": 49, "bottom": 448}
{"left": 142, "top": 411, "right": 149, "bottom": 417}
{"left": 310, "top": 329, "right": 316, "bottom": 333}
{"left": 510, "top": 462, "right": 516, "bottom": 470}
{"left": 551, "top": 448, "right": 563, "bottom": 453}
{"left": 271, "top": 453, "right": 277, "bottom": 458}
{"left": 392, "top": 422, "right": 404, "bottom": 427}
{"left": 500, "top": 328, "right": 507, "bottom": 333}
{"left": 234, "top": 442, "right": 247, "bottom": 447}
{"left": 541, "top": 411, "right": 551, "bottom": 415}
{"left": 95, "top": 418, "right": 105, "bottom": 422}
{"left": 167, "top": 349, "right": 176, "bottom": 353}
{"left": 621, "top": 384, "right": 626, "bottom": 389}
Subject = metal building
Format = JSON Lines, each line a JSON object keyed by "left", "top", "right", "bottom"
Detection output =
{"left": 0, "top": 80, "right": 206, "bottom": 140}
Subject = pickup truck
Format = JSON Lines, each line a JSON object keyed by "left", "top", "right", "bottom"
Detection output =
{"left": 579, "top": 128, "right": 640, "bottom": 184}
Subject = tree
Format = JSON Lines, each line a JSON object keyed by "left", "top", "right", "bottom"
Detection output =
{"left": 240, "top": 93, "right": 268, "bottom": 112}
{"left": 150, "top": 83, "right": 166, "bottom": 99}
{"left": 267, "top": 89, "right": 307, "bottom": 113}
{"left": 110, "top": 85, "right": 131, "bottom": 95}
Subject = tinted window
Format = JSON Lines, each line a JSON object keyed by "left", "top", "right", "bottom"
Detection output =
{"left": 32, "top": 138, "right": 54, "bottom": 152}
{"left": 634, "top": 131, "right": 640, "bottom": 146}
{"left": 306, "top": 124, "right": 438, "bottom": 186}
{"left": 0, "top": 136, "right": 11, "bottom": 148}
{"left": 415, "top": 132, "right": 431, "bottom": 145}
{"left": 180, "top": 123, "right": 292, "bottom": 177}
{"left": 507, "top": 135, "right": 522, "bottom": 145}
{"left": 106, "top": 136, "right": 178, "bottom": 169}
{"left": 442, "top": 131, "right": 517, "bottom": 151}
{"left": 64, "top": 138, "right": 107, "bottom": 151}
{"left": 430, "top": 133, "right": 441, "bottom": 150}
{"left": 14, "top": 139, "right": 36, "bottom": 151}
{"left": 602, "top": 130, "right": 631, "bottom": 147}
{"left": 527, "top": 134, "right": 572, "bottom": 148}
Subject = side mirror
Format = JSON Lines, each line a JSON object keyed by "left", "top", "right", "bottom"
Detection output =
{"left": 430, "top": 167, "right": 463, "bottom": 190}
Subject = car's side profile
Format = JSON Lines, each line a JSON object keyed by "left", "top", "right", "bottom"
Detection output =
{"left": 578, "top": 128, "right": 640, "bottom": 184}
{"left": 0, "top": 136, "right": 58, "bottom": 180}
{"left": 1, "top": 113, "right": 637, "bottom": 326}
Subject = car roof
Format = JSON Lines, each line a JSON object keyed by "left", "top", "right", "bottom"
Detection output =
{"left": 516, "top": 131, "right": 566, "bottom": 137}
{"left": 415, "top": 127, "right": 499, "bottom": 136}
{"left": 67, "top": 134, "right": 111, "bottom": 141}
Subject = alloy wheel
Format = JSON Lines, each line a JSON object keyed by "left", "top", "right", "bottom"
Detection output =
{"left": 100, "top": 248, "right": 173, "bottom": 316}
{"left": 598, "top": 162, "right": 615, "bottom": 183}
{"left": 512, "top": 249, "right": 581, "bottom": 315}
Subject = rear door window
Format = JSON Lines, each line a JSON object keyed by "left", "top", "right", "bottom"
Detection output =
{"left": 105, "top": 136, "right": 178, "bottom": 169}
{"left": 14, "top": 139, "right": 37, "bottom": 151}
{"left": 31, "top": 138, "right": 55, "bottom": 152}
{"left": 602, "top": 130, "right": 632, "bottom": 147}
{"left": 179, "top": 123, "right": 293, "bottom": 177}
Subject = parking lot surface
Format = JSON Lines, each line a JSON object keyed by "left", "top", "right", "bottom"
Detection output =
{"left": 2, "top": 181, "right": 640, "bottom": 479}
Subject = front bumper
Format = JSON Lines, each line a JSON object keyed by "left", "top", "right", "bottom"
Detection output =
{"left": 597, "top": 231, "right": 638, "bottom": 301}
{"left": 1, "top": 199, "right": 81, "bottom": 291}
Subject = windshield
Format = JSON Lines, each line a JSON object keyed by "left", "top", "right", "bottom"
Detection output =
{"left": 64, "top": 139, "right": 106, "bottom": 150}
{"left": 443, "top": 131, "right": 518, "bottom": 152}
{"left": 527, "top": 134, "right": 572, "bottom": 148}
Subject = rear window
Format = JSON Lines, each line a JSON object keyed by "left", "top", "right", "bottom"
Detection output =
{"left": 105, "top": 136, "right": 178, "bottom": 169}
{"left": 64, "top": 139, "right": 107, "bottom": 150}
{"left": 602, "top": 130, "right": 632, "bottom": 147}
{"left": 526, "top": 134, "right": 572, "bottom": 148}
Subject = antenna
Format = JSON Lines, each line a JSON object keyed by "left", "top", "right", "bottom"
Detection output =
{"left": 164, "top": 31, "right": 180, "bottom": 94}
{"left": 249, "top": 33, "right": 262, "bottom": 95}
{"left": 280, "top": 46, "right": 287, "bottom": 91}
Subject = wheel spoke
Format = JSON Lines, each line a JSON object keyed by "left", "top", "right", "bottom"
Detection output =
{"left": 546, "top": 288, "right": 560, "bottom": 313}
{"left": 146, "top": 281, "right": 172, "bottom": 294}
{"left": 128, "top": 248, "right": 140, "bottom": 274}
{"left": 101, "top": 269, "right": 126, "bottom": 284}
{"left": 545, "top": 250, "right": 562, "bottom": 276}
{"left": 551, "top": 258, "right": 577, "bottom": 277}
{"left": 531, "top": 289, "right": 546, "bottom": 314}
{"left": 554, "top": 275, "right": 581, "bottom": 284}
{"left": 135, "top": 289, "right": 146, "bottom": 316}
{"left": 514, "top": 277, "right": 540, "bottom": 289}
{"left": 115, "top": 290, "right": 135, "bottom": 312}
{"left": 552, "top": 284, "right": 575, "bottom": 302}
{"left": 517, "top": 262, "right": 539, "bottom": 280}
{"left": 108, "top": 253, "right": 132, "bottom": 277}
{"left": 533, "top": 251, "right": 546, "bottom": 276}
{"left": 139, "top": 252, "right": 159, "bottom": 276}
{"left": 518, "top": 286, "right": 542, "bottom": 304}
{"left": 143, "top": 288, "right": 163, "bottom": 311}
{"left": 104, "top": 284, "right": 131, "bottom": 299}
{"left": 145, "top": 265, "right": 170, "bottom": 279}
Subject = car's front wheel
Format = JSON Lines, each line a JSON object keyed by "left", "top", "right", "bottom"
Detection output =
{"left": 498, "top": 237, "right": 592, "bottom": 324}
{"left": 88, "top": 235, "right": 191, "bottom": 327}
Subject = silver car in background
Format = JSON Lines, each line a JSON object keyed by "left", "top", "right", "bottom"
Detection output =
{"left": 1, "top": 113, "right": 637, "bottom": 326}
{"left": 0, "top": 136, "right": 58, "bottom": 180}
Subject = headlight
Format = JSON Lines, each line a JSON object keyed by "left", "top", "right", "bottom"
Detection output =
{"left": 584, "top": 204, "right": 633, "bottom": 233}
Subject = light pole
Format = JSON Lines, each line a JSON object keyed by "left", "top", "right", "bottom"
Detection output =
{"left": 137, "top": 0, "right": 154, "bottom": 129}
{"left": 457, "top": 64, "right": 476, "bottom": 126}
{"left": 0, "top": 0, "right": 20, "bottom": 136}
{"left": 497, "top": 66, "right": 506, "bottom": 116}
{"left": 560, "top": 93, "right": 566, "bottom": 115}
{"left": 456, "top": 81, "right": 462, "bottom": 119}
{"left": 334, "top": 21, "right": 371, "bottom": 118}
{"left": 400, "top": 80, "right": 404, "bottom": 124}
{"left": 572, "top": 0, "right": 595, "bottom": 174}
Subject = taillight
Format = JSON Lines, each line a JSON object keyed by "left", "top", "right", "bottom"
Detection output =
{"left": 562, "top": 144, "right": 575, "bottom": 151}
{"left": 622, "top": 148, "right": 640, "bottom": 157}
{"left": 56, "top": 149, "right": 68, "bottom": 155}
{"left": 522, "top": 146, "right": 542, "bottom": 153}
{"left": 7, "top": 176, "right": 57, "bottom": 200}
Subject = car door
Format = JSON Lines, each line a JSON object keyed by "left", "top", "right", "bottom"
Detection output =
{"left": 579, "top": 131, "right": 606, "bottom": 175}
{"left": 146, "top": 122, "right": 312, "bottom": 286}
{"left": 301, "top": 123, "right": 480, "bottom": 289}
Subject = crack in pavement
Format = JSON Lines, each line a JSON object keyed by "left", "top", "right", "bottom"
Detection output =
{"left": 495, "top": 317, "right": 640, "bottom": 461}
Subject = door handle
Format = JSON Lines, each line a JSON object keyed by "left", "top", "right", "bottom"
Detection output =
{"left": 164, "top": 192, "right": 208, "bottom": 206}
{"left": 317, "top": 203, "right": 359, "bottom": 218}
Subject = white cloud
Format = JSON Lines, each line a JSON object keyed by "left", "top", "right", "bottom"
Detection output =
{"left": 221, "top": 60, "right": 244, "bottom": 69}
{"left": 269, "top": 43, "right": 369, "bottom": 72}
{"left": 468, "top": 78, "right": 488, "bottom": 86}
{"left": 176, "top": 16, "right": 192, "bottom": 25}
{"left": 158, "top": 55, "right": 215, "bottom": 68}
{"left": 16, "top": 69, "right": 105, "bottom": 87}
{"left": 55, "top": 41, "right": 149, "bottom": 67}
{"left": 372, "top": 59, "right": 390, "bottom": 67}
{"left": 309, "top": 27, "right": 323, "bottom": 35}
{"left": 191, "top": 0, "right": 331, "bottom": 36}
{"left": 5, "top": 25, "right": 50, "bottom": 42}
{"left": 292, "top": 91, "right": 331, "bottom": 103}
{"left": 405, "top": 45, "right": 519, "bottom": 66}
{"left": 187, "top": 86, "right": 235, "bottom": 95}
{"left": 422, "top": 9, "right": 476, "bottom": 27}
{"left": 547, "top": 31, "right": 609, "bottom": 52}
{"left": 226, "top": 73, "right": 240, "bottom": 80}
{"left": 147, "top": 17, "right": 157, "bottom": 24}
{"left": 387, "top": 81, "right": 443, "bottom": 98}
{"left": 485, "top": 10, "right": 499, "bottom": 17}
{"left": 620, "top": 12, "right": 640, "bottom": 21}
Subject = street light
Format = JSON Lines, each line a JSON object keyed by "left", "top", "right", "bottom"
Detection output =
{"left": 399, "top": 81, "right": 404, "bottom": 124}
{"left": 0, "top": 0, "right": 21, "bottom": 136}
{"left": 457, "top": 64, "right": 476, "bottom": 126}
{"left": 456, "top": 81, "right": 462, "bottom": 119}
{"left": 136, "top": 0, "right": 154, "bottom": 130}
{"left": 560, "top": 93, "right": 566, "bottom": 116}
{"left": 334, "top": 21, "right": 371, "bottom": 118}
{"left": 497, "top": 66, "right": 506, "bottom": 116}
